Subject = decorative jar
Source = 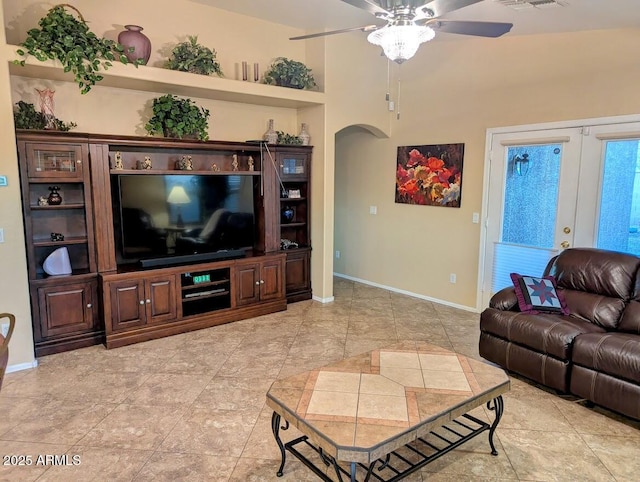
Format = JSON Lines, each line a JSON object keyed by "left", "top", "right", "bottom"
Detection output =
{"left": 281, "top": 206, "right": 295, "bottom": 223}
{"left": 118, "top": 25, "right": 151, "bottom": 64}
{"left": 263, "top": 119, "right": 278, "bottom": 144}
{"left": 298, "top": 123, "right": 310, "bottom": 145}
{"left": 47, "top": 185, "right": 62, "bottom": 205}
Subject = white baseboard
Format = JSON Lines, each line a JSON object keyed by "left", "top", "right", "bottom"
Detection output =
{"left": 6, "top": 359, "right": 38, "bottom": 374}
{"left": 312, "top": 295, "right": 335, "bottom": 303}
{"left": 333, "top": 272, "right": 479, "bottom": 313}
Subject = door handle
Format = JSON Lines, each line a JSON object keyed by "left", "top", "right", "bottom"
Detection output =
{"left": 563, "top": 227, "right": 571, "bottom": 234}
{"left": 560, "top": 241, "right": 570, "bottom": 248}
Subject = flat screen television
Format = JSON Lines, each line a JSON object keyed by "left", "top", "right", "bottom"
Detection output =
{"left": 111, "top": 174, "right": 257, "bottom": 267}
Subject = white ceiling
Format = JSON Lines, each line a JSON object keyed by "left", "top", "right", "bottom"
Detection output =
{"left": 193, "top": 0, "right": 640, "bottom": 37}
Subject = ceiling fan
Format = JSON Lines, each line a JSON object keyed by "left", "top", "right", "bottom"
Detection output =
{"left": 290, "top": 0, "right": 513, "bottom": 63}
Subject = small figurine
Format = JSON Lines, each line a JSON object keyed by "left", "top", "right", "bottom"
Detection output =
{"left": 38, "top": 196, "right": 49, "bottom": 206}
{"left": 113, "top": 151, "right": 124, "bottom": 170}
{"left": 178, "top": 155, "right": 193, "bottom": 170}
{"left": 248, "top": 156, "right": 254, "bottom": 172}
{"left": 50, "top": 232, "right": 65, "bottom": 242}
{"left": 211, "top": 163, "right": 220, "bottom": 172}
{"left": 231, "top": 154, "right": 239, "bottom": 172}
{"left": 138, "top": 156, "right": 152, "bottom": 170}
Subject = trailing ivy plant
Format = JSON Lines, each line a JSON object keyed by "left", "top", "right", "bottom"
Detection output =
{"left": 14, "top": 4, "right": 140, "bottom": 94}
{"left": 145, "top": 94, "right": 210, "bottom": 141}
{"left": 13, "top": 101, "right": 76, "bottom": 131}
{"left": 276, "top": 131, "right": 303, "bottom": 145}
{"left": 264, "top": 57, "right": 316, "bottom": 90}
{"left": 166, "top": 36, "right": 223, "bottom": 76}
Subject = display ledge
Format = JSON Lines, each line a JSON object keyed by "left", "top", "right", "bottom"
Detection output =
{"left": 281, "top": 222, "right": 306, "bottom": 227}
{"left": 5, "top": 44, "right": 325, "bottom": 109}
{"left": 31, "top": 203, "right": 85, "bottom": 210}
{"left": 110, "top": 169, "right": 261, "bottom": 176}
{"left": 33, "top": 236, "right": 87, "bottom": 247}
{"left": 28, "top": 178, "right": 84, "bottom": 184}
{"left": 32, "top": 269, "right": 94, "bottom": 282}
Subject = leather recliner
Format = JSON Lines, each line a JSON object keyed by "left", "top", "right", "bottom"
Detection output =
{"left": 479, "top": 247, "right": 640, "bottom": 420}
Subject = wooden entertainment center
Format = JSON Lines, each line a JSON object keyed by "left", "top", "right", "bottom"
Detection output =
{"left": 16, "top": 130, "right": 312, "bottom": 356}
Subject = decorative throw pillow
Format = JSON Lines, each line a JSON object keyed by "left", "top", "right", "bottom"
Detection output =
{"left": 510, "top": 273, "right": 570, "bottom": 315}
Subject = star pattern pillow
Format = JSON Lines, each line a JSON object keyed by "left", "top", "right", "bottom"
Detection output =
{"left": 510, "top": 273, "right": 570, "bottom": 315}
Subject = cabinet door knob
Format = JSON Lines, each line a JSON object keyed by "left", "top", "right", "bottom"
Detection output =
{"left": 77, "top": 160, "right": 82, "bottom": 164}
{"left": 255, "top": 281, "right": 260, "bottom": 285}
{"left": 139, "top": 300, "right": 145, "bottom": 305}
{"left": 260, "top": 280, "right": 265, "bottom": 284}
{"left": 87, "top": 303, "right": 92, "bottom": 308}
{"left": 146, "top": 299, "right": 151, "bottom": 304}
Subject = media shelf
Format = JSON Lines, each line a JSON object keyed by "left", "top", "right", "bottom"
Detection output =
{"left": 16, "top": 131, "right": 308, "bottom": 353}
{"left": 17, "top": 133, "right": 99, "bottom": 356}
{"left": 181, "top": 268, "right": 231, "bottom": 317}
{"left": 276, "top": 148, "right": 312, "bottom": 302}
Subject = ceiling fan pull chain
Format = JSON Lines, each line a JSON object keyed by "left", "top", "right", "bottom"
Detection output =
{"left": 397, "top": 67, "right": 401, "bottom": 120}
{"left": 386, "top": 57, "right": 390, "bottom": 101}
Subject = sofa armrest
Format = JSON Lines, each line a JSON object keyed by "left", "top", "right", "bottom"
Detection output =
{"left": 489, "top": 287, "right": 519, "bottom": 311}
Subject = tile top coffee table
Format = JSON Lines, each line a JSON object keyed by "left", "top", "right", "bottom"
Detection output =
{"left": 266, "top": 341, "right": 510, "bottom": 481}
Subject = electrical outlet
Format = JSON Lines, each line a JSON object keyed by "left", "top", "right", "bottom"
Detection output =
{"left": 449, "top": 273, "right": 457, "bottom": 284}
{"left": 335, "top": 250, "right": 341, "bottom": 259}
{"left": 0, "top": 323, "right": 9, "bottom": 338}
{"left": 472, "top": 213, "right": 480, "bottom": 224}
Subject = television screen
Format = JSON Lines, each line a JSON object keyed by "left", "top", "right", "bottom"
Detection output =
{"left": 112, "top": 174, "right": 256, "bottom": 265}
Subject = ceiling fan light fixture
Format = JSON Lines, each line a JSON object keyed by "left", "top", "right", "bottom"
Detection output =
{"left": 367, "top": 25, "right": 435, "bottom": 64}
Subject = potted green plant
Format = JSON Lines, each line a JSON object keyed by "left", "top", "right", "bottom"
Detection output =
{"left": 276, "top": 131, "right": 303, "bottom": 145}
{"left": 263, "top": 57, "right": 317, "bottom": 90}
{"left": 14, "top": 4, "right": 140, "bottom": 94}
{"left": 166, "top": 35, "right": 223, "bottom": 76}
{"left": 145, "top": 94, "right": 210, "bottom": 141}
{"left": 13, "top": 101, "right": 76, "bottom": 131}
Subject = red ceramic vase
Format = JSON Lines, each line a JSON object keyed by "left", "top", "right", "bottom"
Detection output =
{"left": 118, "top": 25, "right": 151, "bottom": 65}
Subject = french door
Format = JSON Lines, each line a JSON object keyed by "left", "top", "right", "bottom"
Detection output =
{"left": 481, "top": 120, "right": 640, "bottom": 308}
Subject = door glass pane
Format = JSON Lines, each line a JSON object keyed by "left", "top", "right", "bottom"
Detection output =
{"left": 492, "top": 144, "right": 563, "bottom": 293}
{"left": 34, "top": 149, "right": 77, "bottom": 173}
{"left": 502, "top": 144, "right": 563, "bottom": 248}
{"left": 597, "top": 139, "right": 640, "bottom": 255}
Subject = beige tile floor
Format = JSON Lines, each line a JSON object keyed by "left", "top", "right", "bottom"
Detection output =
{"left": 1, "top": 277, "right": 639, "bottom": 481}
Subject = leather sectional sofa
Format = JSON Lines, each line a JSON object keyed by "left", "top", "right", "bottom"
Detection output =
{"left": 479, "top": 247, "right": 640, "bottom": 420}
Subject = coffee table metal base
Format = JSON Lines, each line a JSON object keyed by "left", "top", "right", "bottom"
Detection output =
{"left": 272, "top": 396, "right": 504, "bottom": 481}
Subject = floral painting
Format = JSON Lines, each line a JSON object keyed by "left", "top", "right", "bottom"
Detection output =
{"left": 395, "top": 143, "right": 464, "bottom": 207}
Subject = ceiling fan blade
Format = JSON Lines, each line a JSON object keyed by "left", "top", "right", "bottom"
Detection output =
{"left": 416, "top": 0, "right": 484, "bottom": 18}
{"left": 290, "top": 25, "right": 379, "bottom": 41}
{"left": 429, "top": 20, "right": 513, "bottom": 37}
{"left": 341, "top": 0, "right": 391, "bottom": 16}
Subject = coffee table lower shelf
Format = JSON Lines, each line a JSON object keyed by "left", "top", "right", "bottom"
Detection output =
{"left": 272, "top": 396, "right": 504, "bottom": 482}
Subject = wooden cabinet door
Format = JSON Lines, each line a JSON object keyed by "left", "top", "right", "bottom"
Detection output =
{"left": 25, "top": 143, "right": 86, "bottom": 180}
{"left": 37, "top": 280, "right": 97, "bottom": 338}
{"left": 285, "top": 249, "right": 311, "bottom": 296}
{"left": 146, "top": 275, "right": 178, "bottom": 324}
{"left": 235, "top": 263, "right": 260, "bottom": 306}
{"left": 260, "top": 258, "right": 284, "bottom": 301}
{"left": 108, "top": 279, "right": 146, "bottom": 331}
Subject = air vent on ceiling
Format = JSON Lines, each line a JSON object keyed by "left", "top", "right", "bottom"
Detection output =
{"left": 494, "top": 0, "right": 567, "bottom": 10}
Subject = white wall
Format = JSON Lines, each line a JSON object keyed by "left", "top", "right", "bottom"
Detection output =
{"left": 333, "top": 29, "right": 640, "bottom": 309}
